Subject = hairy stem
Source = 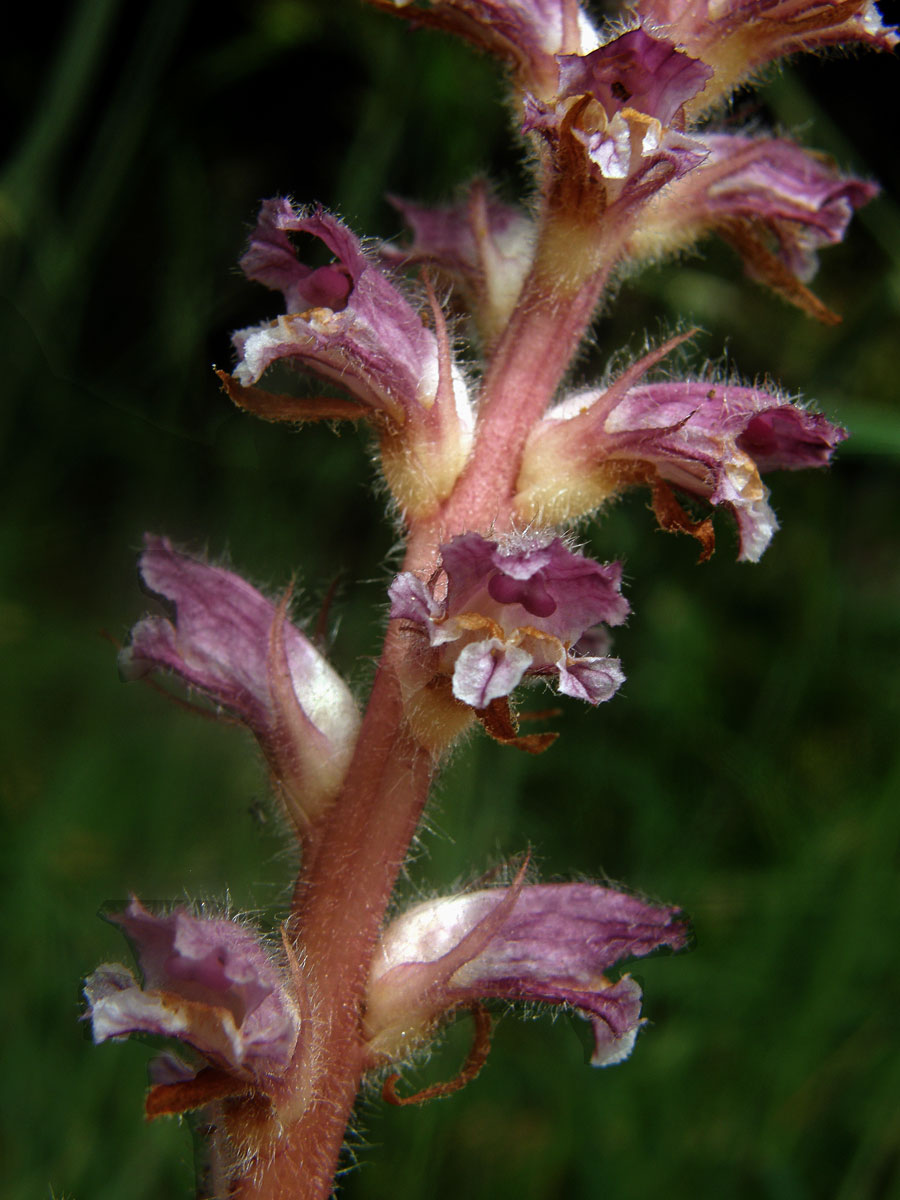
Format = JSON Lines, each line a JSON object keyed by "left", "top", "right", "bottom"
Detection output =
{"left": 229, "top": 228, "right": 612, "bottom": 1197}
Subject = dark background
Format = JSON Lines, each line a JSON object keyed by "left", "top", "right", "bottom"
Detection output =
{"left": 2, "top": 2, "right": 899, "bottom": 1197}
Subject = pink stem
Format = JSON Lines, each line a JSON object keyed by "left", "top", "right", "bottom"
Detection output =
{"left": 443, "top": 264, "right": 610, "bottom": 533}
{"left": 231, "top": 626, "right": 436, "bottom": 1199}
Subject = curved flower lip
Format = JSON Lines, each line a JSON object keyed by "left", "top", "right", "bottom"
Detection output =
{"left": 517, "top": 364, "right": 847, "bottom": 560}
{"left": 84, "top": 898, "right": 301, "bottom": 1080}
{"left": 389, "top": 532, "right": 629, "bottom": 707}
{"left": 366, "top": 882, "right": 690, "bottom": 1067}
{"left": 120, "top": 535, "right": 360, "bottom": 824}
{"left": 232, "top": 200, "right": 472, "bottom": 434}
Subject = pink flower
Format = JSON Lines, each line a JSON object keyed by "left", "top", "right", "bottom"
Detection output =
{"left": 365, "top": 879, "right": 689, "bottom": 1067}
{"left": 227, "top": 201, "right": 474, "bottom": 513}
{"left": 120, "top": 535, "right": 360, "bottom": 828}
{"left": 516, "top": 355, "right": 847, "bottom": 560}
{"left": 390, "top": 532, "right": 628, "bottom": 707}
{"left": 232, "top": 202, "right": 470, "bottom": 426}
{"left": 523, "top": 27, "right": 711, "bottom": 221}
{"left": 84, "top": 898, "right": 301, "bottom": 1082}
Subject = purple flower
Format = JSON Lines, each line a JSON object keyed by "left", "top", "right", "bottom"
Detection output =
{"left": 84, "top": 898, "right": 301, "bottom": 1082}
{"left": 232, "top": 201, "right": 470, "bottom": 426}
{"left": 635, "top": 0, "right": 897, "bottom": 115}
{"left": 228, "top": 201, "right": 474, "bottom": 513}
{"left": 365, "top": 880, "right": 689, "bottom": 1067}
{"left": 522, "top": 27, "right": 711, "bottom": 222}
{"left": 516, "top": 359, "right": 847, "bottom": 560}
{"left": 629, "top": 134, "right": 877, "bottom": 319}
{"left": 383, "top": 183, "right": 535, "bottom": 343}
{"left": 389, "top": 532, "right": 628, "bottom": 708}
{"left": 120, "top": 535, "right": 360, "bottom": 828}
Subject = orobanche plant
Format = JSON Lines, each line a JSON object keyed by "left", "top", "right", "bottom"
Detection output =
{"left": 83, "top": 0, "right": 895, "bottom": 1196}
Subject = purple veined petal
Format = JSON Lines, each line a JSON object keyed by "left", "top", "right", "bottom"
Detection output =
{"left": 240, "top": 197, "right": 354, "bottom": 313}
{"left": 85, "top": 899, "right": 301, "bottom": 1079}
{"left": 388, "top": 571, "right": 445, "bottom": 628}
{"left": 606, "top": 382, "right": 843, "bottom": 560}
{"left": 390, "top": 535, "right": 630, "bottom": 707}
{"left": 522, "top": 27, "right": 711, "bottom": 224}
{"left": 629, "top": 134, "right": 878, "bottom": 289}
{"left": 366, "top": 882, "right": 689, "bottom": 1066}
{"left": 120, "top": 535, "right": 360, "bottom": 822}
{"left": 148, "top": 1051, "right": 199, "bottom": 1086}
{"left": 452, "top": 638, "right": 534, "bottom": 707}
{"left": 556, "top": 654, "right": 625, "bottom": 704}
{"left": 737, "top": 404, "right": 848, "bottom": 471}
{"left": 700, "top": 135, "right": 877, "bottom": 281}
{"left": 388, "top": 571, "right": 462, "bottom": 649}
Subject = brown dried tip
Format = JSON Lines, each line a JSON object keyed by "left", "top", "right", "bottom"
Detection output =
{"left": 717, "top": 221, "right": 842, "bottom": 326}
{"left": 651, "top": 477, "right": 716, "bottom": 563}
{"left": 216, "top": 370, "right": 367, "bottom": 423}
{"left": 382, "top": 1006, "right": 493, "bottom": 1107}
{"left": 145, "top": 1067, "right": 253, "bottom": 1120}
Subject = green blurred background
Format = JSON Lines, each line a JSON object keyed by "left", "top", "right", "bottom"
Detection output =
{"left": 3, "top": 2, "right": 899, "bottom": 1197}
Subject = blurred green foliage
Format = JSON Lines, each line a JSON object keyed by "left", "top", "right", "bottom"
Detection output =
{"left": 2, "top": 2, "right": 899, "bottom": 1198}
